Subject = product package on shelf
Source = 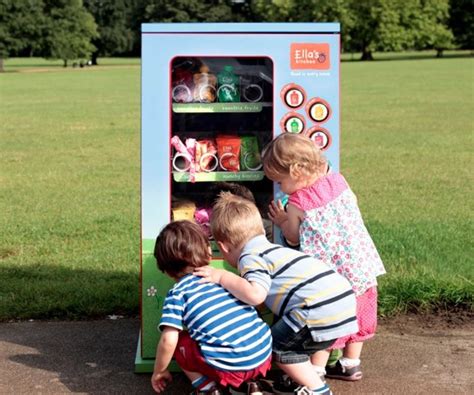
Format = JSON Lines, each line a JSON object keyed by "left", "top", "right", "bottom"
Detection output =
{"left": 216, "top": 135, "right": 241, "bottom": 172}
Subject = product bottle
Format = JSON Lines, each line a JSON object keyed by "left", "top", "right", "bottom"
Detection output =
{"left": 193, "top": 65, "right": 217, "bottom": 103}
{"left": 217, "top": 65, "right": 240, "bottom": 102}
{"left": 290, "top": 119, "right": 299, "bottom": 133}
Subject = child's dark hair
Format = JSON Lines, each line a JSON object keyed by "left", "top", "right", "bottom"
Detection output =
{"left": 154, "top": 220, "right": 210, "bottom": 276}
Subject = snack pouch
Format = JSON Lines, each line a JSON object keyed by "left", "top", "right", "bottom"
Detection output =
{"left": 195, "top": 140, "right": 218, "bottom": 172}
{"left": 240, "top": 136, "right": 262, "bottom": 171}
{"left": 193, "top": 65, "right": 217, "bottom": 103}
{"left": 216, "top": 135, "right": 241, "bottom": 172}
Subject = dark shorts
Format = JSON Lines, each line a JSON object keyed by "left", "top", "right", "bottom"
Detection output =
{"left": 271, "top": 319, "right": 335, "bottom": 364}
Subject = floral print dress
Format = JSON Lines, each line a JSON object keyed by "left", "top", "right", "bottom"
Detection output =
{"left": 288, "top": 173, "right": 385, "bottom": 296}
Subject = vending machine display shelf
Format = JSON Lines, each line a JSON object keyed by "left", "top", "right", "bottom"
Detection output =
{"left": 172, "top": 102, "right": 271, "bottom": 113}
{"left": 173, "top": 171, "right": 264, "bottom": 182}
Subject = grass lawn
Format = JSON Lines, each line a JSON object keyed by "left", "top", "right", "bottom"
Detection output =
{"left": 1, "top": 53, "right": 473, "bottom": 320}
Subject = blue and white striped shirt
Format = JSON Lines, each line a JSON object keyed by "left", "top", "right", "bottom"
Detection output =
{"left": 239, "top": 235, "right": 358, "bottom": 342}
{"left": 159, "top": 274, "right": 272, "bottom": 371}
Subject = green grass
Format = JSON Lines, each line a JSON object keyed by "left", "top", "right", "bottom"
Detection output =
{"left": 1, "top": 54, "right": 473, "bottom": 320}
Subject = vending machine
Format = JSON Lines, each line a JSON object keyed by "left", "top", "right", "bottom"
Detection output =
{"left": 137, "top": 22, "right": 340, "bottom": 372}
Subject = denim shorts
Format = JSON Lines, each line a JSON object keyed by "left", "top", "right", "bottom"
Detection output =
{"left": 271, "top": 319, "right": 335, "bottom": 364}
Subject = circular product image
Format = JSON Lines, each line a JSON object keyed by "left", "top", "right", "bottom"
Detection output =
{"left": 280, "top": 83, "right": 306, "bottom": 109}
{"left": 242, "top": 84, "right": 264, "bottom": 103}
{"left": 172, "top": 152, "right": 192, "bottom": 172}
{"left": 219, "top": 152, "right": 239, "bottom": 171}
{"left": 171, "top": 84, "right": 192, "bottom": 103}
{"left": 307, "top": 127, "right": 332, "bottom": 151}
{"left": 280, "top": 112, "right": 306, "bottom": 134}
{"left": 285, "top": 116, "right": 305, "bottom": 134}
{"left": 307, "top": 98, "right": 331, "bottom": 123}
{"left": 199, "top": 153, "right": 218, "bottom": 172}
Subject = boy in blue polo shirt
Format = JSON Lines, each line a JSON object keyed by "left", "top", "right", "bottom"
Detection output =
{"left": 195, "top": 193, "right": 358, "bottom": 395}
{"left": 151, "top": 220, "right": 272, "bottom": 395}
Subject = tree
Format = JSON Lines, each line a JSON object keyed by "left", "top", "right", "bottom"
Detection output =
{"left": 252, "top": 0, "right": 354, "bottom": 50}
{"left": 0, "top": 0, "right": 45, "bottom": 72}
{"left": 449, "top": 0, "right": 474, "bottom": 49}
{"left": 143, "top": 0, "right": 234, "bottom": 23}
{"left": 83, "top": 0, "right": 134, "bottom": 65}
{"left": 42, "top": 0, "right": 98, "bottom": 67}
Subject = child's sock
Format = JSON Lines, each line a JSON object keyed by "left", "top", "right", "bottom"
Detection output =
{"left": 311, "top": 383, "right": 331, "bottom": 394}
{"left": 314, "top": 365, "right": 326, "bottom": 376}
{"left": 339, "top": 357, "right": 360, "bottom": 368}
{"left": 191, "top": 376, "right": 217, "bottom": 391}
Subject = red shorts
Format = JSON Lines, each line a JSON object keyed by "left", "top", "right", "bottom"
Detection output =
{"left": 330, "top": 287, "right": 378, "bottom": 349}
{"left": 173, "top": 331, "right": 272, "bottom": 388}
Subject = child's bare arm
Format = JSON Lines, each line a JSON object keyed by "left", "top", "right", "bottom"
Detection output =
{"left": 194, "top": 266, "right": 267, "bottom": 305}
{"left": 269, "top": 202, "right": 301, "bottom": 245}
{"left": 151, "top": 327, "right": 178, "bottom": 393}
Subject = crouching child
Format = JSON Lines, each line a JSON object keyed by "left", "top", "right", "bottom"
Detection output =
{"left": 151, "top": 220, "right": 272, "bottom": 395}
{"left": 194, "top": 193, "right": 358, "bottom": 395}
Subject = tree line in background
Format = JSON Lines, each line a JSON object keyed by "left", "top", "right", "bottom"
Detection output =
{"left": 0, "top": 0, "right": 472, "bottom": 71}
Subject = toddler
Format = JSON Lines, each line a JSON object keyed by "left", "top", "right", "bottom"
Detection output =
{"left": 262, "top": 133, "right": 386, "bottom": 381}
{"left": 151, "top": 220, "right": 272, "bottom": 395}
{"left": 195, "top": 192, "right": 358, "bottom": 395}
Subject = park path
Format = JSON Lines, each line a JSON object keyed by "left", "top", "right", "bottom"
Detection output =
{"left": 0, "top": 315, "right": 472, "bottom": 394}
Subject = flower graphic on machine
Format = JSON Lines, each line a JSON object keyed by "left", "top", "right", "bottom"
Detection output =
{"left": 146, "top": 286, "right": 162, "bottom": 309}
{"left": 170, "top": 134, "right": 264, "bottom": 182}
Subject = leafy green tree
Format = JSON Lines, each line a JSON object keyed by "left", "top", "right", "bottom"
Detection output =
{"left": 83, "top": 0, "right": 134, "bottom": 65}
{"left": 252, "top": 0, "right": 354, "bottom": 50}
{"left": 42, "top": 0, "right": 98, "bottom": 67}
{"left": 0, "top": 0, "right": 45, "bottom": 72}
{"left": 449, "top": 0, "right": 474, "bottom": 49}
{"left": 143, "top": 0, "right": 233, "bottom": 22}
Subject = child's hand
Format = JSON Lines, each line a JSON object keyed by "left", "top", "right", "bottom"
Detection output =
{"left": 268, "top": 199, "right": 288, "bottom": 227}
{"left": 194, "top": 266, "right": 224, "bottom": 284}
{"left": 151, "top": 369, "right": 172, "bottom": 393}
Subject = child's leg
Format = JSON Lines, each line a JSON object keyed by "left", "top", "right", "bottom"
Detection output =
{"left": 342, "top": 341, "right": 363, "bottom": 363}
{"left": 277, "top": 360, "right": 324, "bottom": 389}
{"left": 311, "top": 349, "right": 330, "bottom": 376}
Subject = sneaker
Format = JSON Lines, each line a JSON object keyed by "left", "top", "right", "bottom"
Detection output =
{"left": 272, "top": 374, "right": 299, "bottom": 394}
{"left": 190, "top": 386, "right": 224, "bottom": 395}
{"left": 228, "top": 381, "right": 265, "bottom": 395}
{"left": 294, "top": 385, "right": 332, "bottom": 395}
{"left": 325, "top": 360, "right": 363, "bottom": 381}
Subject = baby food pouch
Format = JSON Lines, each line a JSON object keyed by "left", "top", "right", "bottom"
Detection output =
{"left": 193, "top": 65, "right": 217, "bottom": 103}
{"left": 217, "top": 65, "right": 240, "bottom": 102}
{"left": 240, "top": 136, "right": 262, "bottom": 171}
{"left": 216, "top": 135, "right": 241, "bottom": 172}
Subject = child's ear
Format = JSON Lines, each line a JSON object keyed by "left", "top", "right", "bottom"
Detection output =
{"left": 289, "top": 163, "right": 302, "bottom": 179}
{"left": 217, "top": 241, "right": 230, "bottom": 254}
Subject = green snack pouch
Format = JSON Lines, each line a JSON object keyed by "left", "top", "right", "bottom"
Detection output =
{"left": 240, "top": 136, "right": 262, "bottom": 171}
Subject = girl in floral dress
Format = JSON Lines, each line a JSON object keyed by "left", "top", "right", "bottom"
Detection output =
{"left": 262, "top": 133, "right": 385, "bottom": 382}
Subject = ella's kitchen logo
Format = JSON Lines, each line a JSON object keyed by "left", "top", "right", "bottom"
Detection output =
{"left": 290, "top": 43, "right": 330, "bottom": 70}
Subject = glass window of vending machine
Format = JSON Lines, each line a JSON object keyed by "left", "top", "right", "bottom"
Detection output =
{"left": 138, "top": 22, "right": 340, "bottom": 373}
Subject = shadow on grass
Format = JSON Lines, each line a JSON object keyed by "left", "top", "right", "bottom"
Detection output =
{"left": 0, "top": 264, "right": 139, "bottom": 320}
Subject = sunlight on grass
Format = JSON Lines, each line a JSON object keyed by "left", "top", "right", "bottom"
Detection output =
{"left": 1, "top": 56, "right": 473, "bottom": 319}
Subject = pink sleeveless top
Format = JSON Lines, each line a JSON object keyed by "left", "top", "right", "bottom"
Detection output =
{"left": 288, "top": 173, "right": 385, "bottom": 296}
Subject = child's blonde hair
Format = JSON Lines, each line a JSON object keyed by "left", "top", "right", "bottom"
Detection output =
{"left": 211, "top": 192, "right": 265, "bottom": 248}
{"left": 262, "top": 133, "right": 326, "bottom": 181}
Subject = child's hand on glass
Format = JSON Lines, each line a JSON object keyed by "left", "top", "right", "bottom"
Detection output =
{"left": 194, "top": 266, "right": 224, "bottom": 284}
{"left": 268, "top": 199, "right": 288, "bottom": 227}
{"left": 151, "top": 369, "right": 172, "bottom": 393}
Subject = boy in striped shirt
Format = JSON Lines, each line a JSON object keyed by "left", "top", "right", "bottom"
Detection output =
{"left": 151, "top": 220, "right": 272, "bottom": 394}
{"left": 195, "top": 193, "right": 358, "bottom": 395}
